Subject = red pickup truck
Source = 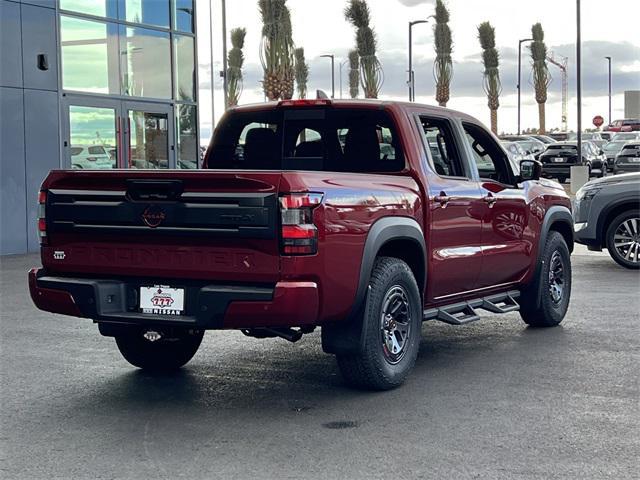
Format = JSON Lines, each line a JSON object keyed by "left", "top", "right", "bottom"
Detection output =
{"left": 29, "top": 99, "right": 574, "bottom": 390}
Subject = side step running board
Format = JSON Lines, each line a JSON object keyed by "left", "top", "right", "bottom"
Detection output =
{"left": 423, "top": 290, "right": 520, "bottom": 325}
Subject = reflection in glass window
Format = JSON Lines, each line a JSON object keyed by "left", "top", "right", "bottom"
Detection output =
{"left": 174, "top": 35, "right": 196, "bottom": 102}
{"left": 177, "top": 105, "right": 198, "bottom": 169}
{"left": 61, "top": 16, "right": 120, "bottom": 94}
{"left": 68, "top": 106, "right": 117, "bottom": 169}
{"left": 60, "top": 0, "right": 117, "bottom": 18}
{"left": 121, "top": 27, "right": 171, "bottom": 99}
{"left": 119, "top": 0, "right": 169, "bottom": 27}
{"left": 128, "top": 111, "right": 170, "bottom": 169}
{"left": 175, "top": 0, "right": 194, "bottom": 32}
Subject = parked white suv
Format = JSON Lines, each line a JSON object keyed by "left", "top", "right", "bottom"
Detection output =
{"left": 71, "top": 145, "right": 114, "bottom": 169}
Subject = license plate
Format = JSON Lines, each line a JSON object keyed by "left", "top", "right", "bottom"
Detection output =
{"left": 629, "top": 158, "right": 640, "bottom": 163}
{"left": 553, "top": 157, "right": 565, "bottom": 163}
{"left": 139, "top": 285, "right": 185, "bottom": 315}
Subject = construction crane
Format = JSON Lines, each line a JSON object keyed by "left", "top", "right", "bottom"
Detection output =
{"left": 547, "top": 52, "right": 569, "bottom": 132}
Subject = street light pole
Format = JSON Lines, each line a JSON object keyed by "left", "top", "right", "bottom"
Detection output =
{"left": 408, "top": 20, "right": 429, "bottom": 102}
{"left": 577, "top": 0, "right": 582, "bottom": 154}
{"left": 605, "top": 56, "right": 612, "bottom": 125}
{"left": 517, "top": 37, "right": 533, "bottom": 134}
{"left": 320, "top": 54, "right": 335, "bottom": 99}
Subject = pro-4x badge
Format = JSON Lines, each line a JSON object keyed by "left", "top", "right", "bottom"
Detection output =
{"left": 53, "top": 251, "right": 66, "bottom": 260}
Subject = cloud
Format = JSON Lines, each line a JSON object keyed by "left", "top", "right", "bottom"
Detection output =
{"left": 396, "top": 0, "right": 434, "bottom": 6}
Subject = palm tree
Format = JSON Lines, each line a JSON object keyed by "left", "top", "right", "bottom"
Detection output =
{"left": 477, "top": 22, "right": 501, "bottom": 134}
{"left": 259, "top": 0, "right": 294, "bottom": 100}
{"left": 227, "top": 27, "right": 246, "bottom": 107}
{"left": 530, "top": 23, "right": 551, "bottom": 133}
{"left": 294, "top": 47, "right": 309, "bottom": 99}
{"left": 344, "top": 0, "right": 383, "bottom": 98}
{"left": 433, "top": 0, "right": 453, "bottom": 107}
{"left": 348, "top": 49, "right": 359, "bottom": 98}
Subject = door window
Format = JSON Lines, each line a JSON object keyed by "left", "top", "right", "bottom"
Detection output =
{"left": 68, "top": 105, "right": 118, "bottom": 169}
{"left": 463, "top": 122, "right": 516, "bottom": 185}
{"left": 418, "top": 117, "right": 466, "bottom": 178}
{"left": 128, "top": 110, "right": 170, "bottom": 169}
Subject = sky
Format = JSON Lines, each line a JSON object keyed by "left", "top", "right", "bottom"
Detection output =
{"left": 195, "top": 0, "right": 640, "bottom": 143}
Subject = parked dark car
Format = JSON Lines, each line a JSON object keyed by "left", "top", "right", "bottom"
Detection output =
{"left": 28, "top": 99, "right": 574, "bottom": 390}
{"left": 602, "top": 141, "right": 628, "bottom": 171}
{"left": 539, "top": 141, "right": 607, "bottom": 182}
{"left": 614, "top": 142, "right": 640, "bottom": 175}
{"left": 574, "top": 173, "right": 640, "bottom": 269}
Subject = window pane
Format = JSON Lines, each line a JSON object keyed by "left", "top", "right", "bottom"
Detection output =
{"left": 177, "top": 105, "right": 198, "bottom": 169}
{"left": 121, "top": 26, "right": 171, "bottom": 99}
{"left": 174, "top": 35, "right": 195, "bottom": 101}
{"left": 129, "top": 111, "right": 170, "bottom": 169}
{"left": 60, "top": 0, "right": 117, "bottom": 18}
{"left": 119, "top": 0, "right": 169, "bottom": 27}
{"left": 61, "top": 16, "right": 120, "bottom": 94}
{"left": 175, "top": 0, "right": 194, "bottom": 32}
{"left": 69, "top": 106, "right": 117, "bottom": 169}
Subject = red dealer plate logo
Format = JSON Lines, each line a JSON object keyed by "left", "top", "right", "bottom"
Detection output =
{"left": 139, "top": 286, "right": 185, "bottom": 315}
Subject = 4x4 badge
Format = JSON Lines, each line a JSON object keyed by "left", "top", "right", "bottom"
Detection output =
{"left": 141, "top": 205, "right": 166, "bottom": 228}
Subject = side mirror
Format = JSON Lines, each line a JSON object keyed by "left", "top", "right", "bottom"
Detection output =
{"left": 520, "top": 159, "right": 542, "bottom": 181}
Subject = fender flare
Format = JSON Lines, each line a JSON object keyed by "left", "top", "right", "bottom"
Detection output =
{"left": 322, "top": 216, "right": 426, "bottom": 355}
{"left": 528, "top": 205, "right": 574, "bottom": 308}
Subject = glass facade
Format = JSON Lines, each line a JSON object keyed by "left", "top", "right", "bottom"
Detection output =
{"left": 58, "top": 0, "right": 198, "bottom": 169}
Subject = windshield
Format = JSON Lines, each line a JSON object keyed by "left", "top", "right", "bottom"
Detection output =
{"left": 603, "top": 142, "right": 626, "bottom": 151}
{"left": 207, "top": 107, "right": 404, "bottom": 173}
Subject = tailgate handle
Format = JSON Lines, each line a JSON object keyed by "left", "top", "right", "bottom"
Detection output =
{"left": 126, "top": 180, "right": 184, "bottom": 202}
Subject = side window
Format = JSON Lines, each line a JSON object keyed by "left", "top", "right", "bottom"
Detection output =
{"left": 463, "top": 122, "right": 515, "bottom": 185}
{"left": 419, "top": 116, "right": 466, "bottom": 177}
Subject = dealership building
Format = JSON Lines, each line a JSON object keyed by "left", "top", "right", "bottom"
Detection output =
{"left": 1, "top": 0, "right": 200, "bottom": 254}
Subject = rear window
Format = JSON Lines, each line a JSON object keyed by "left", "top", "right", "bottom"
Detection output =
{"left": 206, "top": 107, "right": 404, "bottom": 173}
{"left": 621, "top": 144, "right": 640, "bottom": 154}
{"left": 70, "top": 147, "right": 83, "bottom": 156}
{"left": 88, "top": 146, "right": 106, "bottom": 155}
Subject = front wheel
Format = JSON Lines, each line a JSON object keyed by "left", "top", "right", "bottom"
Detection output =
{"left": 115, "top": 328, "right": 204, "bottom": 371}
{"left": 606, "top": 211, "right": 640, "bottom": 269}
{"left": 519, "top": 231, "right": 572, "bottom": 327}
{"left": 336, "top": 257, "right": 422, "bottom": 390}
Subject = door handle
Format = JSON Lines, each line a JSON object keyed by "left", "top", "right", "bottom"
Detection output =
{"left": 483, "top": 193, "right": 498, "bottom": 208}
{"left": 434, "top": 191, "right": 450, "bottom": 208}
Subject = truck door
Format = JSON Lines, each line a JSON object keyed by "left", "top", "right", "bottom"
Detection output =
{"left": 417, "top": 115, "right": 484, "bottom": 301}
{"left": 461, "top": 122, "right": 532, "bottom": 288}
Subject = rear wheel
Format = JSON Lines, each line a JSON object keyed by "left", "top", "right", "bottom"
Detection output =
{"left": 519, "top": 231, "right": 572, "bottom": 327}
{"left": 115, "top": 328, "right": 204, "bottom": 371}
{"left": 336, "top": 257, "right": 422, "bottom": 390}
{"left": 606, "top": 211, "right": 640, "bottom": 269}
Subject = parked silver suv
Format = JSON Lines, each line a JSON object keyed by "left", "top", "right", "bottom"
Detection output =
{"left": 574, "top": 173, "right": 640, "bottom": 269}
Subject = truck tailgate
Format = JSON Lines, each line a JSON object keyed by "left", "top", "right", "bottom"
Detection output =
{"left": 40, "top": 170, "right": 282, "bottom": 283}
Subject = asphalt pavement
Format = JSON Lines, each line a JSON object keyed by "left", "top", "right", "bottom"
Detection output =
{"left": 1, "top": 246, "right": 638, "bottom": 479}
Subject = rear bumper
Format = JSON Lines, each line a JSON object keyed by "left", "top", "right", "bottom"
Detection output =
{"left": 613, "top": 163, "right": 640, "bottom": 174}
{"left": 28, "top": 268, "right": 319, "bottom": 329}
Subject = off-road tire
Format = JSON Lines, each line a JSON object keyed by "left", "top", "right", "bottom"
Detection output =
{"left": 519, "top": 231, "right": 572, "bottom": 327}
{"left": 606, "top": 210, "right": 640, "bottom": 269}
{"left": 115, "top": 328, "right": 204, "bottom": 371}
{"left": 556, "top": 176, "right": 567, "bottom": 184}
{"left": 336, "top": 257, "right": 422, "bottom": 390}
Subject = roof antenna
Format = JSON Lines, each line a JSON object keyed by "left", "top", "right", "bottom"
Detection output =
{"left": 316, "top": 89, "right": 329, "bottom": 99}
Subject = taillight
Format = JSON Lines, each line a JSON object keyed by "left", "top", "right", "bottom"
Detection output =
{"left": 38, "top": 190, "right": 47, "bottom": 245}
{"left": 279, "top": 193, "right": 323, "bottom": 255}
